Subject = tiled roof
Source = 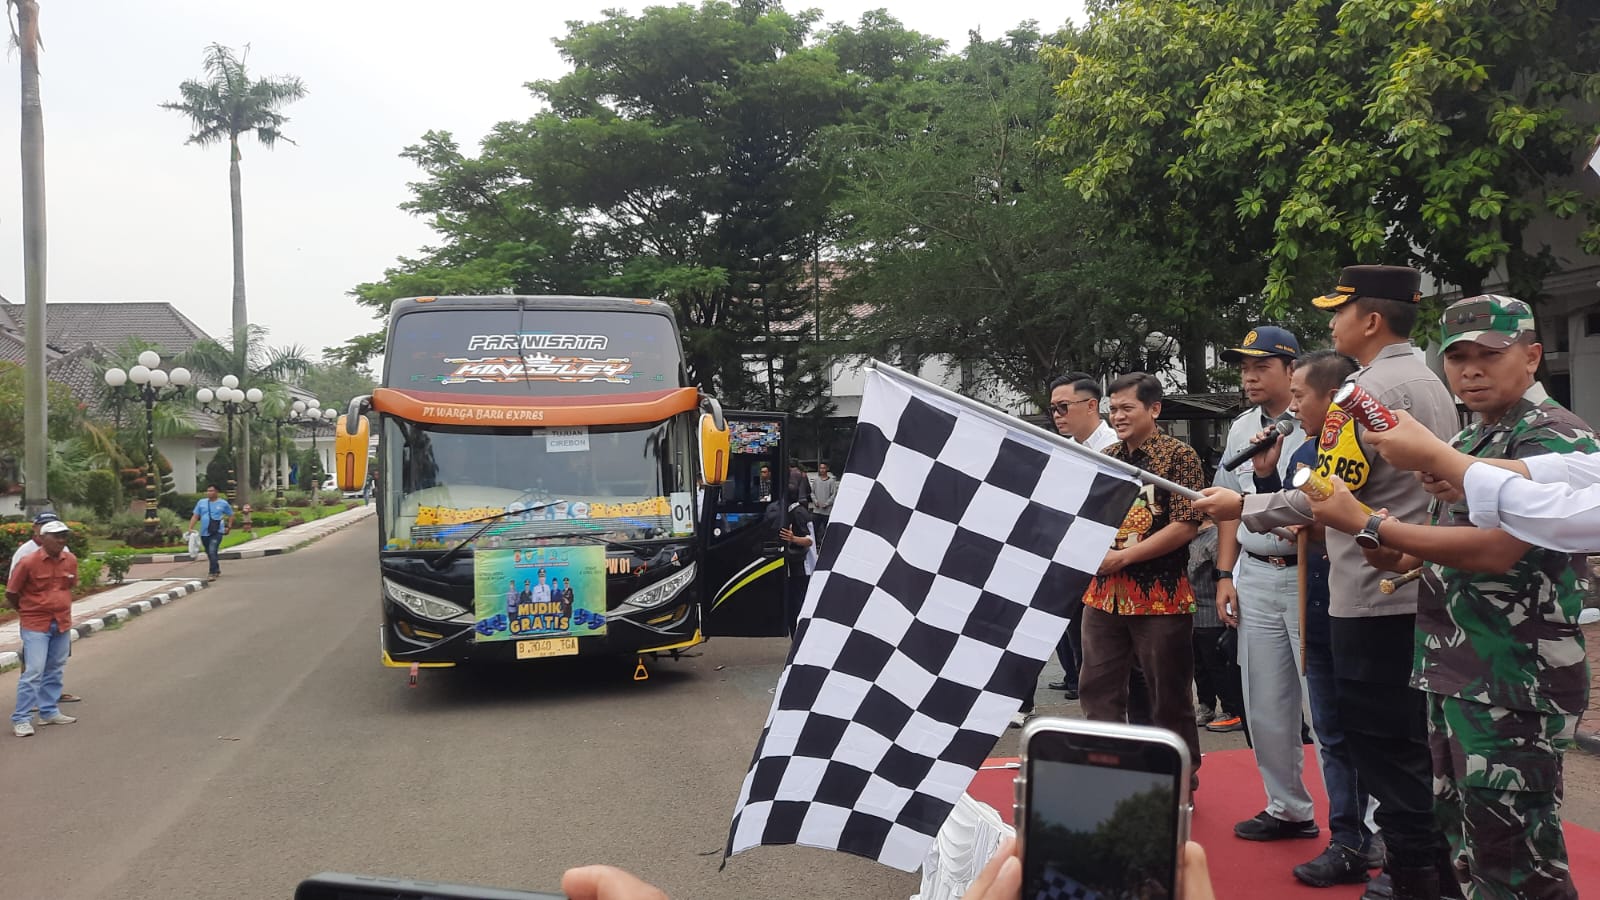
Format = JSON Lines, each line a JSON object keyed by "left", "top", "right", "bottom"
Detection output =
{"left": 0, "top": 328, "right": 34, "bottom": 364}
{"left": 0, "top": 297, "right": 215, "bottom": 357}
{"left": 45, "top": 343, "right": 108, "bottom": 413}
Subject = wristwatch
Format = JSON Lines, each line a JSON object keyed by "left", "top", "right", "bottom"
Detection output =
{"left": 1355, "top": 513, "right": 1386, "bottom": 550}
{"left": 1212, "top": 568, "right": 1233, "bottom": 582}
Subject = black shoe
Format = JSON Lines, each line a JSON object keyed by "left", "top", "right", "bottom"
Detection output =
{"left": 1359, "top": 872, "right": 1393, "bottom": 900}
{"left": 1061, "top": 688, "right": 1079, "bottom": 700}
{"left": 1293, "top": 843, "right": 1371, "bottom": 887}
{"left": 1364, "top": 834, "right": 1386, "bottom": 869}
{"left": 1233, "top": 811, "right": 1319, "bottom": 842}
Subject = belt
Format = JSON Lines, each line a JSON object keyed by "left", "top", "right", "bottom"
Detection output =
{"left": 1246, "top": 551, "right": 1298, "bottom": 568}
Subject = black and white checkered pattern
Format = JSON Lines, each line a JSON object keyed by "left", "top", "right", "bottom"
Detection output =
{"left": 1036, "top": 863, "right": 1103, "bottom": 900}
{"left": 725, "top": 366, "right": 1139, "bottom": 871}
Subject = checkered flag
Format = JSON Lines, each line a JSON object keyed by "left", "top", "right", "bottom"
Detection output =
{"left": 725, "top": 364, "right": 1140, "bottom": 871}
{"left": 1037, "top": 863, "right": 1103, "bottom": 900}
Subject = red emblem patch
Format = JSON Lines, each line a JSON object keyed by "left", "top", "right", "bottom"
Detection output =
{"left": 1320, "top": 409, "right": 1351, "bottom": 451}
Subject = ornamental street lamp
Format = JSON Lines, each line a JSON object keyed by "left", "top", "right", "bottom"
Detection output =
{"left": 197, "top": 376, "right": 263, "bottom": 523}
{"left": 294, "top": 399, "right": 341, "bottom": 505}
{"left": 104, "top": 351, "right": 193, "bottom": 522}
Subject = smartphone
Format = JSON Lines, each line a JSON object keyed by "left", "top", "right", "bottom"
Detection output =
{"left": 1016, "top": 718, "right": 1192, "bottom": 900}
{"left": 295, "top": 872, "right": 563, "bottom": 900}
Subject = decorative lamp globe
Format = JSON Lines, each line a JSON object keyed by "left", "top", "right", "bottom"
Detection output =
{"left": 129, "top": 365, "right": 152, "bottom": 385}
{"left": 104, "top": 368, "right": 128, "bottom": 387}
{"left": 137, "top": 350, "right": 161, "bottom": 369}
{"left": 221, "top": 374, "right": 240, "bottom": 390}
{"left": 196, "top": 388, "right": 215, "bottom": 404}
{"left": 170, "top": 367, "right": 192, "bottom": 387}
{"left": 246, "top": 388, "right": 264, "bottom": 404}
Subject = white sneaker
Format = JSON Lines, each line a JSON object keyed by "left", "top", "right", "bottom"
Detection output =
{"left": 13, "top": 720, "right": 35, "bottom": 737}
{"left": 38, "top": 712, "right": 76, "bottom": 725}
{"left": 1009, "top": 712, "right": 1029, "bottom": 728}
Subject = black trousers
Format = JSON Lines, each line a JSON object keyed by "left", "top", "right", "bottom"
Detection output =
{"left": 1192, "top": 625, "right": 1243, "bottom": 718}
{"left": 1331, "top": 614, "right": 1448, "bottom": 885}
{"left": 1055, "top": 595, "right": 1085, "bottom": 691}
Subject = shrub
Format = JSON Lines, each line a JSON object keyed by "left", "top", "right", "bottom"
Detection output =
{"left": 105, "top": 548, "right": 136, "bottom": 584}
{"left": 76, "top": 557, "right": 103, "bottom": 596}
{"left": 248, "top": 510, "right": 285, "bottom": 528}
{"left": 84, "top": 469, "right": 122, "bottom": 520}
{"left": 160, "top": 491, "right": 204, "bottom": 518}
{"left": 105, "top": 511, "right": 182, "bottom": 548}
{"left": 0, "top": 522, "right": 91, "bottom": 586}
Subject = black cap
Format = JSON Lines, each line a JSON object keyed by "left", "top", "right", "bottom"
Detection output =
{"left": 1220, "top": 325, "right": 1301, "bottom": 363}
{"left": 33, "top": 511, "right": 60, "bottom": 526}
{"left": 1313, "top": 265, "right": 1423, "bottom": 310}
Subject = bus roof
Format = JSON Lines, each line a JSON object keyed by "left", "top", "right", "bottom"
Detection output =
{"left": 387, "top": 295, "right": 675, "bottom": 319}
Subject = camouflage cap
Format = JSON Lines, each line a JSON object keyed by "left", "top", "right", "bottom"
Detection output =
{"left": 1440, "top": 294, "right": 1536, "bottom": 351}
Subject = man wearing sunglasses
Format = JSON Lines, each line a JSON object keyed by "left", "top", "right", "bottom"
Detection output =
{"left": 1307, "top": 295, "right": 1594, "bottom": 900}
{"left": 1046, "top": 372, "right": 1115, "bottom": 705}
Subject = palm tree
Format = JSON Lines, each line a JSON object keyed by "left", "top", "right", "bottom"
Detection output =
{"left": 8, "top": 0, "right": 48, "bottom": 516}
{"left": 177, "top": 325, "right": 310, "bottom": 507}
{"left": 161, "top": 43, "right": 306, "bottom": 345}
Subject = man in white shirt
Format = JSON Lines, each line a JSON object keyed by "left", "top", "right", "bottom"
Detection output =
{"left": 808, "top": 462, "right": 838, "bottom": 542}
{"left": 1362, "top": 411, "right": 1600, "bottom": 552}
{"left": 1042, "top": 372, "right": 1115, "bottom": 700}
{"left": 9, "top": 511, "right": 82, "bottom": 705}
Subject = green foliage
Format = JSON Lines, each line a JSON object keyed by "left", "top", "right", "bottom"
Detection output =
{"left": 830, "top": 27, "right": 1203, "bottom": 400}
{"left": 298, "top": 362, "right": 376, "bottom": 411}
{"left": 103, "top": 511, "right": 183, "bottom": 548}
{"left": 296, "top": 448, "right": 325, "bottom": 491}
{"left": 83, "top": 469, "right": 121, "bottom": 520}
{"left": 1049, "top": 0, "right": 1600, "bottom": 314}
{"left": 0, "top": 360, "right": 85, "bottom": 470}
{"left": 104, "top": 548, "right": 136, "bottom": 585}
{"left": 75, "top": 557, "right": 103, "bottom": 596}
{"left": 0, "top": 522, "right": 92, "bottom": 585}
{"left": 161, "top": 44, "right": 306, "bottom": 153}
{"left": 160, "top": 491, "right": 204, "bottom": 518}
{"left": 347, "top": 3, "right": 940, "bottom": 413}
{"left": 203, "top": 452, "right": 235, "bottom": 495}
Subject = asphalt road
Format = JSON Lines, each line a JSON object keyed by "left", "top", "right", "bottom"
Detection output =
{"left": 5, "top": 520, "right": 1598, "bottom": 900}
{"left": 0, "top": 520, "right": 917, "bottom": 900}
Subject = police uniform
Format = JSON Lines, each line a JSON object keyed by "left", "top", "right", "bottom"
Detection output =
{"left": 1241, "top": 266, "right": 1460, "bottom": 893}
{"left": 1420, "top": 296, "right": 1593, "bottom": 899}
{"left": 1213, "top": 326, "right": 1316, "bottom": 831}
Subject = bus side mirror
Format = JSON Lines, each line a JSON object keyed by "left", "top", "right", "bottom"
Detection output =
{"left": 699, "top": 398, "right": 730, "bottom": 486}
{"left": 335, "top": 412, "right": 371, "bottom": 492}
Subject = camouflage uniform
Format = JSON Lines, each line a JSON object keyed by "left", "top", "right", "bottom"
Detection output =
{"left": 1420, "top": 298, "right": 1596, "bottom": 900}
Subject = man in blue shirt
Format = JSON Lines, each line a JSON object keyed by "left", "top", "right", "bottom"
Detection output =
{"left": 188, "top": 484, "right": 235, "bottom": 580}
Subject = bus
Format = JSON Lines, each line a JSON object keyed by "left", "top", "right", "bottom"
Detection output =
{"left": 335, "top": 295, "right": 801, "bottom": 678}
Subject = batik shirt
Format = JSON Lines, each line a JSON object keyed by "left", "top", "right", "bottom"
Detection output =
{"left": 1083, "top": 431, "right": 1205, "bottom": 616}
{"left": 1418, "top": 383, "right": 1596, "bottom": 716}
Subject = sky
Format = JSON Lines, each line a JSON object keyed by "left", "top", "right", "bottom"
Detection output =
{"left": 0, "top": 0, "right": 1087, "bottom": 367}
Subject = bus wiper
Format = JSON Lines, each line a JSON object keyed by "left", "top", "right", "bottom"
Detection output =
{"left": 520, "top": 528, "right": 655, "bottom": 555}
{"left": 429, "top": 499, "right": 564, "bottom": 571}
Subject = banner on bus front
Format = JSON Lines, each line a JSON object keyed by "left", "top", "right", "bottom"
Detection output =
{"left": 472, "top": 545, "right": 608, "bottom": 642}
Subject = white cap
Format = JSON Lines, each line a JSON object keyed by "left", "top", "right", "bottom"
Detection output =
{"left": 40, "top": 520, "right": 70, "bottom": 535}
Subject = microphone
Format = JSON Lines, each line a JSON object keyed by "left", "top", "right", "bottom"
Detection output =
{"left": 1222, "top": 419, "right": 1295, "bottom": 471}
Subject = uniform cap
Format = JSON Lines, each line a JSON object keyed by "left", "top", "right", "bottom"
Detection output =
{"left": 1220, "top": 325, "right": 1300, "bottom": 363}
{"left": 1439, "top": 295, "right": 1536, "bottom": 351}
{"left": 1313, "top": 265, "right": 1424, "bottom": 310}
{"left": 32, "top": 511, "right": 60, "bottom": 526}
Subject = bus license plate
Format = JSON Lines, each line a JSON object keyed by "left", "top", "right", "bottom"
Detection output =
{"left": 516, "top": 637, "right": 579, "bottom": 660}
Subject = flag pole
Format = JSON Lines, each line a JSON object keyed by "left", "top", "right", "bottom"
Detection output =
{"left": 864, "top": 360, "right": 1297, "bottom": 542}
{"left": 866, "top": 359, "right": 1201, "bottom": 501}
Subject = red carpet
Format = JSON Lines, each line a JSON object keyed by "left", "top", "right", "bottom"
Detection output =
{"left": 968, "top": 748, "right": 1600, "bottom": 898}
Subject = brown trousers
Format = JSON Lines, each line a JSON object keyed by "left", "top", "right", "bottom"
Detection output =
{"left": 1080, "top": 605, "right": 1202, "bottom": 770}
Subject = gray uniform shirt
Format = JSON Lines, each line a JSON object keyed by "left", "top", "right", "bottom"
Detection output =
{"left": 1215, "top": 406, "right": 1305, "bottom": 559}
{"left": 1242, "top": 342, "right": 1459, "bottom": 618}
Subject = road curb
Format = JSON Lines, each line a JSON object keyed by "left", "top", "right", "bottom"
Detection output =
{"left": 0, "top": 579, "right": 207, "bottom": 673}
{"left": 126, "top": 506, "right": 370, "bottom": 563}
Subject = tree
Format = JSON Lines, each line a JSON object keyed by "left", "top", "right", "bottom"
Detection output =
{"left": 1050, "top": 0, "right": 1600, "bottom": 324}
{"left": 299, "top": 360, "right": 377, "bottom": 411}
{"left": 8, "top": 0, "right": 48, "bottom": 515}
{"left": 177, "top": 325, "right": 309, "bottom": 506}
{"left": 345, "top": 3, "right": 939, "bottom": 414}
{"left": 830, "top": 27, "right": 1198, "bottom": 403}
{"left": 161, "top": 43, "right": 307, "bottom": 342}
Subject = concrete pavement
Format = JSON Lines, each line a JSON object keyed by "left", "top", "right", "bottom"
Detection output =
{"left": 0, "top": 519, "right": 918, "bottom": 900}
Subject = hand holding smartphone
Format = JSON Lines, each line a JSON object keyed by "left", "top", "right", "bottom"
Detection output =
{"left": 1015, "top": 718, "right": 1193, "bottom": 900}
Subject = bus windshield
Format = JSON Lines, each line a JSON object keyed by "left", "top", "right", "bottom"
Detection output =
{"left": 381, "top": 416, "right": 697, "bottom": 552}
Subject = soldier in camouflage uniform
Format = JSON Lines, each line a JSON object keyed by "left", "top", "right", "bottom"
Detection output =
{"left": 1307, "top": 295, "right": 1593, "bottom": 899}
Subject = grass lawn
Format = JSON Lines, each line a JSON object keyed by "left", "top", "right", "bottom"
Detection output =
{"left": 91, "top": 502, "right": 359, "bottom": 555}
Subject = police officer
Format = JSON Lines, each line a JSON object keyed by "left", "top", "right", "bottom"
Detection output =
{"left": 1308, "top": 295, "right": 1593, "bottom": 899}
{"left": 1203, "top": 266, "right": 1459, "bottom": 900}
{"left": 1210, "top": 326, "right": 1319, "bottom": 843}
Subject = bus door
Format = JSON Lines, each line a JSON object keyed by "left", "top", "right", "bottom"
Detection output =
{"left": 701, "top": 412, "right": 789, "bottom": 637}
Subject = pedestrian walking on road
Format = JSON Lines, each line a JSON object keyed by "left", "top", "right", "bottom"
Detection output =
{"left": 189, "top": 484, "right": 235, "bottom": 580}
{"left": 10, "top": 510, "right": 83, "bottom": 705}
{"left": 8, "top": 520, "right": 79, "bottom": 737}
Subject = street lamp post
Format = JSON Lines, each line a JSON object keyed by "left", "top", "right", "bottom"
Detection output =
{"left": 104, "top": 351, "right": 193, "bottom": 522}
{"left": 197, "top": 376, "right": 263, "bottom": 528}
{"left": 294, "top": 400, "right": 340, "bottom": 505}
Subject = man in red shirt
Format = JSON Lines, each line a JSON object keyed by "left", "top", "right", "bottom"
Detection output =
{"left": 8, "top": 519, "right": 79, "bottom": 737}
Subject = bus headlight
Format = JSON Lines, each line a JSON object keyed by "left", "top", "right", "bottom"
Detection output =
{"left": 612, "top": 563, "right": 696, "bottom": 617}
{"left": 384, "top": 578, "right": 469, "bottom": 622}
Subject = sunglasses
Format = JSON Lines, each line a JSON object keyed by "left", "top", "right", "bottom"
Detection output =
{"left": 1049, "top": 399, "right": 1096, "bottom": 415}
